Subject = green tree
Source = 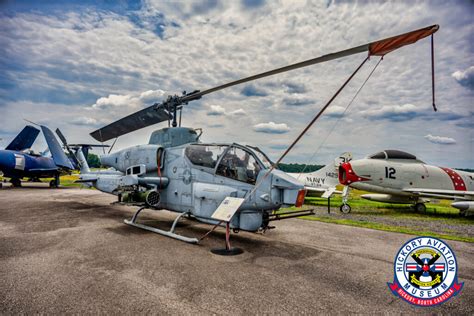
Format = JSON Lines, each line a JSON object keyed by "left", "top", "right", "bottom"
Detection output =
{"left": 87, "top": 153, "right": 101, "bottom": 168}
{"left": 277, "top": 163, "right": 324, "bottom": 173}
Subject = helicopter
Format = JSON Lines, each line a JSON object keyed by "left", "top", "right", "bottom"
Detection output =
{"left": 67, "top": 25, "right": 439, "bottom": 248}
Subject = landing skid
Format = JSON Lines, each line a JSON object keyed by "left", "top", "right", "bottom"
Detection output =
{"left": 124, "top": 207, "right": 199, "bottom": 244}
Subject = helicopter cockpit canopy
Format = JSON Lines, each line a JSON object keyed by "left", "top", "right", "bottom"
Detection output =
{"left": 185, "top": 144, "right": 271, "bottom": 185}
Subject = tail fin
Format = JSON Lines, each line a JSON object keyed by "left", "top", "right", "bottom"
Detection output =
{"left": 40, "top": 125, "right": 74, "bottom": 170}
{"left": 74, "top": 146, "right": 91, "bottom": 174}
{"left": 334, "top": 152, "right": 352, "bottom": 168}
{"left": 308, "top": 152, "right": 352, "bottom": 187}
{"left": 55, "top": 128, "right": 108, "bottom": 174}
{"left": 6, "top": 125, "right": 40, "bottom": 151}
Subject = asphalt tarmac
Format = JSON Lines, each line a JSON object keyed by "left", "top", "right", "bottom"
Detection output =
{"left": 0, "top": 185, "right": 472, "bottom": 314}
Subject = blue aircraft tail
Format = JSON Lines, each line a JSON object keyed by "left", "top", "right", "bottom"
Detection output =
{"left": 5, "top": 125, "right": 40, "bottom": 151}
{"left": 41, "top": 126, "right": 74, "bottom": 170}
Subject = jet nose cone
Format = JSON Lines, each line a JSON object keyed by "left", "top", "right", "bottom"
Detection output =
{"left": 0, "top": 150, "right": 14, "bottom": 171}
{"left": 339, "top": 162, "right": 368, "bottom": 185}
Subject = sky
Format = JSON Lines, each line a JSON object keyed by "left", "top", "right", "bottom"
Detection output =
{"left": 0, "top": 0, "right": 473, "bottom": 168}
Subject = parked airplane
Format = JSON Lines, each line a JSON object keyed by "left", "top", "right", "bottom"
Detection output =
{"left": 288, "top": 152, "right": 352, "bottom": 198}
{"left": 0, "top": 125, "right": 74, "bottom": 188}
{"left": 338, "top": 150, "right": 474, "bottom": 215}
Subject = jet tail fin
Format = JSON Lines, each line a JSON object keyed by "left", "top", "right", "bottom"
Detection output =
{"left": 5, "top": 125, "right": 40, "bottom": 151}
{"left": 41, "top": 125, "right": 74, "bottom": 170}
{"left": 305, "top": 152, "right": 353, "bottom": 188}
{"left": 334, "top": 152, "right": 352, "bottom": 168}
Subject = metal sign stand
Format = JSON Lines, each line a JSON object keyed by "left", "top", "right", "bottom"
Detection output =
{"left": 209, "top": 197, "right": 246, "bottom": 256}
{"left": 210, "top": 221, "right": 243, "bottom": 256}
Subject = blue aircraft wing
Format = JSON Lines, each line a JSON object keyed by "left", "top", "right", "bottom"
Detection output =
{"left": 5, "top": 125, "right": 40, "bottom": 151}
{"left": 40, "top": 125, "right": 74, "bottom": 170}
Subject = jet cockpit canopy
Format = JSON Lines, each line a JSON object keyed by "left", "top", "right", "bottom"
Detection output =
{"left": 368, "top": 150, "right": 424, "bottom": 163}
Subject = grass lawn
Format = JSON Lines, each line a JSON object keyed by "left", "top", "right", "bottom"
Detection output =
{"left": 282, "top": 188, "right": 473, "bottom": 243}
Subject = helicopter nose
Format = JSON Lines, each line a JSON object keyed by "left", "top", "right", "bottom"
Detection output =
{"left": 339, "top": 162, "right": 368, "bottom": 185}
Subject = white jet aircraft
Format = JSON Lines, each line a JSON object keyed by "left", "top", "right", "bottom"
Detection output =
{"left": 338, "top": 150, "right": 474, "bottom": 215}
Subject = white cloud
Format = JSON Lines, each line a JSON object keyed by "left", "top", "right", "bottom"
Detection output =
{"left": 253, "top": 122, "right": 290, "bottom": 134}
{"left": 206, "top": 105, "right": 246, "bottom": 117}
{"left": 207, "top": 105, "right": 226, "bottom": 116}
{"left": 325, "top": 105, "right": 347, "bottom": 118}
{"left": 360, "top": 104, "right": 424, "bottom": 121}
{"left": 452, "top": 66, "right": 474, "bottom": 90}
{"left": 91, "top": 89, "right": 166, "bottom": 110}
{"left": 71, "top": 116, "right": 103, "bottom": 126}
{"left": 424, "top": 134, "right": 456, "bottom": 145}
{"left": 229, "top": 109, "right": 247, "bottom": 116}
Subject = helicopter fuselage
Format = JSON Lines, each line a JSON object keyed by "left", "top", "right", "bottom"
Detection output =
{"left": 79, "top": 127, "right": 305, "bottom": 232}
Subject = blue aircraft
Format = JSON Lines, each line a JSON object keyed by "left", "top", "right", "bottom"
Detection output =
{"left": 0, "top": 125, "right": 74, "bottom": 188}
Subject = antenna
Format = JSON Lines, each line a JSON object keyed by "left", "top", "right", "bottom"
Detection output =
{"left": 23, "top": 118, "right": 41, "bottom": 127}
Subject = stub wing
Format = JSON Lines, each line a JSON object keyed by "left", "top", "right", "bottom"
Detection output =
{"left": 403, "top": 188, "right": 474, "bottom": 200}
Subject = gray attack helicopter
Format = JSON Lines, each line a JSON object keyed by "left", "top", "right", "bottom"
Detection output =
{"left": 66, "top": 25, "right": 439, "bottom": 247}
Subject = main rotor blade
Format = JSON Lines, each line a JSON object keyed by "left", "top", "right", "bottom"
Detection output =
{"left": 90, "top": 106, "right": 172, "bottom": 142}
{"left": 183, "top": 24, "right": 439, "bottom": 101}
{"left": 90, "top": 24, "right": 438, "bottom": 141}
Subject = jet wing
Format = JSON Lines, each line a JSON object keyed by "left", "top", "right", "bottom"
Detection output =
{"left": 41, "top": 126, "right": 74, "bottom": 170}
{"left": 305, "top": 187, "right": 326, "bottom": 193}
{"left": 403, "top": 188, "right": 474, "bottom": 200}
{"left": 321, "top": 187, "right": 337, "bottom": 198}
{"left": 304, "top": 186, "right": 341, "bottom": 198}
{"left": 5, "top": 125, "right": 40, "bottom": 151}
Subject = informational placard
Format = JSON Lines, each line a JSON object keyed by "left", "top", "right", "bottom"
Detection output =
{"left": 211, "top": 197, "right": 245, "bottom": 222}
